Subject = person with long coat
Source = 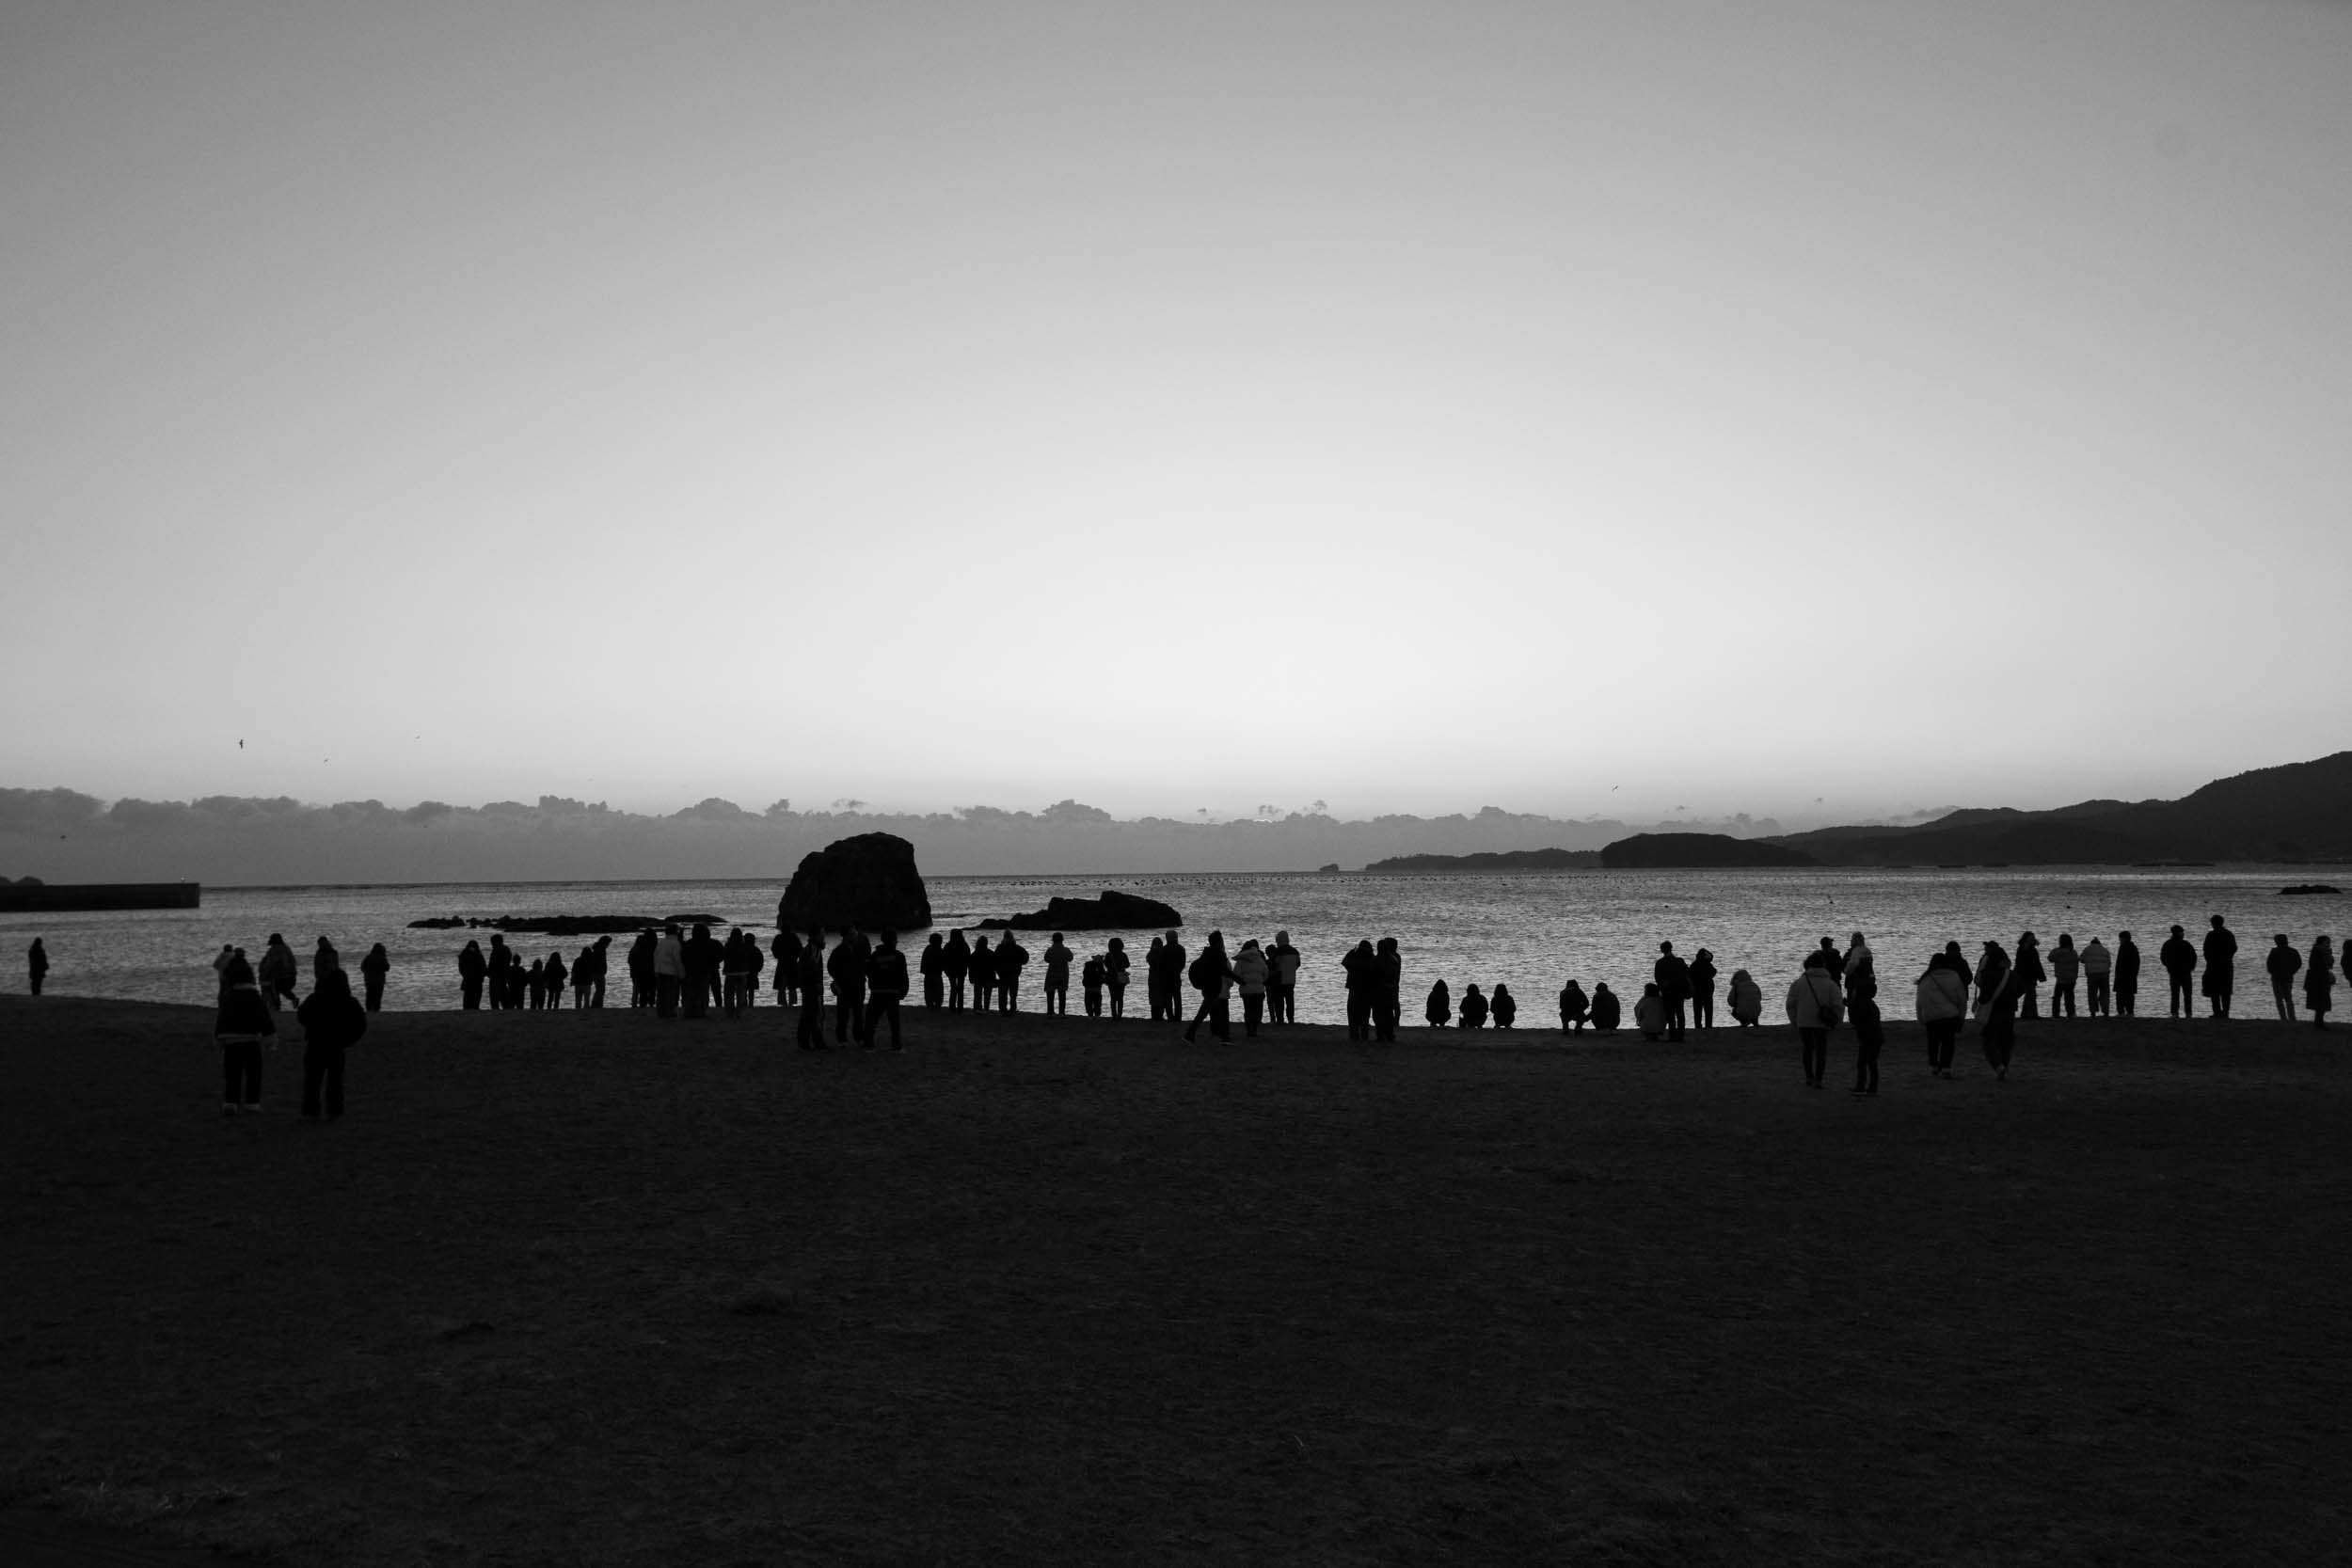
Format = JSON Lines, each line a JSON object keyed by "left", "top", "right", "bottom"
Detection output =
{"left": 1915, "top": 953, "right": 1968, "bottom": 1078}
{"left": 919, "top": 933, "right": 946, "bottom": 1010}
{"left": 1653, "top": 942, "right": 1692, "bottom": 1041}
{"left": 1975, "top": 941, "right": 2019, "bottom": 1080}
{"left": 2305, "top": 936, "right": 2335, "bottom": 1029}
{"left": 970, "top": 936, "right": 996, "bottom": 1013}
{"left": 769, "top": 927, "right": 803, "bottom": 1007}
{"left": 995, "top": 934, "right": 1030, "bottom": 1013}
{"left": 1342, "top": 940, "right": 1376, "bottom": 1040}
{"left": 295, "top": 968, "right": 368, "bottom": 1120}
{"left": 2011, "top": 933, "right": 2045, "bottom": 1020}
{"left": 545, "top": 950, "right": 569, "bottom": 1009}
{"left": 827, "top": 927, "right": 869, "bottom": 1041}
{"left": 1785, "top": 954, "right": 1843, "bottom": 1088}
{"left": 1105, "top": 937, "right": 1131, "bottom": 1020}
{"left": 358, "top": 943, "right": 390, "bottom": 1012}
{"left": 1374, "top": 937, "right": 1404, "bottom": 1040}
{"left": 1689, "top": 948, "right": 1718, "bottom": 1030}
{"left": 2201, "top": 915, "right": 2238, "bottom": 1019}
{"left": 2114, "top": 931, "right": 2142, "bottom": 1017}
{"left": 27, "top": 937, "right": 48, "bottom": 996}
{"left": 942, "top": 929, "right": 971, "bottom": 1011}
{"left": 458, "top": 940, "right": 486, "bottom": 1009}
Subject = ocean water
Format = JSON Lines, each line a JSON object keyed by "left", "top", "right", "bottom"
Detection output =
{"left": 5, "top": 867, "right": 2340, "bottom": 1024}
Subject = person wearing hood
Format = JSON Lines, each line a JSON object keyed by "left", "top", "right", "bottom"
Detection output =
{"left": 457, "top": 940, "right": 486, "bottom": 1009}
{"left": 258, "top": 933, "right": 299, "bottom": 1012}
{"left": 1727, "top": 970, "right": 1763, "bottom": 1028}
{"left": 1105, "top": 937, "right": 1132, "bottom": 1020}
{"left": 2202, "top": 915, "right": 2238, "bottom": 1019}
{"left": 1915, "top": 951, "right": 1969, "bottom": 1078}
{"left": 1654, "top": 942, "right": 1692, "bottom": 1041}
{"left": 2080, "top": 936, "right": 2112, "bottom": 1017}
{"left": 1042, "top": 933, "right": 1075, "bottom": 1016}
{"left": 1268, "top": 932, "right": 1301, "bottom": 1024}
{"left": 2159, "top": 925, "right": 2198, "bottom": 1017}
{"left": 1424, "top": 977, "right": 1452, "bottom": 1029}
{"left": 1459, "top": 982, "right": 1489, "bottom": 1030}
{"left": 919, "top": 933, "right": 946, "bottom": 1010}
{"left": 1490, "top": 983, "right": 1518, "bottom": 1029}
{"left": 1842, "top": 933, "right": 1876, "bottom": 1003}
{"left": 942, "top": 930, "right": 971, "bottom": 1011}
{"left": 1976, "top": 941, "right": 2020, "bottom": 1080}
{"left": 2114, "top": 931, "right": 2141, "bottom": 1017}
{"left": 295, "top": 967, "right": 367, "bottom": 1120}
{"left": 27, "top": 937, "right": 47, "bottom": 996}
{"left": 652, "top": 925, "right": 685, "bottom": 1019}
{"left": 995, "top": 933, "right": 1029, "bottom": 1013}
{"left": 1589, "top": 983, "right": 1622, "bottom": 1032}
{"left": 1231, "top": 938, "right": 1271, "bottom": 1037}
{"left": 1786, "top": 952, "right": 1844, "bottom": 1088}
{"left": 2305, "top": 936, "right": 2335, "bottom": 1030}
{"left": 2265, "top": 933, "right": 2303, "bottom": 1022}
{"left": 214, "top": 954, "right": 276, "bottom": 1114}
{"left": 1632, "top": 983, "right": 1667, "bottom": 1040}
{"left": 864, "top": 931, "right": 911, "bottom": 1050}
{"left": 358, "top": 942, "right": 389, "bottom": 1012}
{"left": 1689, "top": 948, "right": 1718, "bottom": 1030}
{"left": 1342, "top": 940, "right": 1376, "bottom": 1041}
{"left": 828, "top": 926, "right": 870, "bottom": 1041}
{"left": 1557, "top": 978, "right": 1590, "bottom": 1034}
{"left": 2012, "top": 933, "right": 2045, "bottom": 1019}
{"left": 2048, "top": 935, "right": 2081, "bottom": 1018}
{"left": 1374, "top": 937, "right": 1404, "bottom": 1040}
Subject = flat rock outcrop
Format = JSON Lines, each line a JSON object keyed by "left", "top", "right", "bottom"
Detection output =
{"left": 776, "top": 833, "right": 932, "bottom": 933}
{"left": 976, "top": 889, "right": 1182, "bottom": 930}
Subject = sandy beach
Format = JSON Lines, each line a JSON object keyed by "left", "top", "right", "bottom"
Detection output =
{"left": 3, "top": 995, "right": 2347, "bottom": 1564}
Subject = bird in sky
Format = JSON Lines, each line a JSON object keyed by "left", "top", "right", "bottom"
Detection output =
{"left": 237, "top": 739, "right": 243, "bottom": 749}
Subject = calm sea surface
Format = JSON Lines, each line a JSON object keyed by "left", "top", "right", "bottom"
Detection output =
{"left": 5, "top": 868, "right": 2340, "bottom": 1023}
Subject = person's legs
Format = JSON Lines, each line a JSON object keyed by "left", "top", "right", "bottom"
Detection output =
{"left": 302, "top": 1049, "right": 326, "bottom": 1118}
{"left": 237, "top": 1040, "right": 263, "bottom": 1109}
{"left": 1667, "top": 999, "right": 1687, "bottom": 1042}
{"left": 2116, "top": 984, "right": 2134, "bottom": 1017}
{"left": 656, "top": 975, "right": 678, "bottom": 1018}
{"left": 1109, "top": 983, "right": 1125, "bottom": 1019}
{"left": 2056, "top": 981, "right": 2075, "bottom": 1018}
{"left": 1242, "top": 993, "right": 1263, "bottom": 1037}
{"left": 1184, "top": 993, "right": 1213, "bottom": 1040}
{"left": 1003, "top": 980, "right": 1021, "bottom": 1014}
{"left": 797, "top": 995, "right": 824, "bottom": 1048}
{"left": 222, "top": 1047, "right": 243, "bottom": 1111}
{"left": 2275, "top": 983, "right": 2296, "bottom": 1022}
{"left": 1799, "top": 1028, "right": 1825, "bottom": 1085}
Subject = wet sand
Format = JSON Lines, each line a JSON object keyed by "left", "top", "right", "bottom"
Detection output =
{"left": 3, "top": 994, "right": 2347, "bottom": 1564}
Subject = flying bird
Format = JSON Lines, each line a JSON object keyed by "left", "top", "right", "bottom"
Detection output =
{"left": 238, "top": 739, "right": 244, "bottom": 749}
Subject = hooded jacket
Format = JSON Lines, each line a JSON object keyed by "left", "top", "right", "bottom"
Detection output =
{"left": 1231, "top": 947, "right": 1270, "bottom": 995}
{"left": 1785, "top": 968, "right": 1844, "bottom": 1029}
{"left": 1727, "top": 972, "right": 1763, "bottom": 1023}
{"left": 1915, "top": 962, "right": 1968, "bottom": 1023}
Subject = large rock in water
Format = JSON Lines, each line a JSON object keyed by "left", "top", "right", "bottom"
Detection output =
{"left": 976, "top": 889, "right": 1182, "bottom": 931}
{"left": 776, "top": 833, "right": 932, "bottom": 932}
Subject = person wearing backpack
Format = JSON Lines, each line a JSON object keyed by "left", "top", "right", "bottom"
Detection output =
{"left": 1785, "top": 951, "right": 1844, "bottom": 1088}
{"left": 1183, "top": 931, "right": 1232, "bottom": 1042}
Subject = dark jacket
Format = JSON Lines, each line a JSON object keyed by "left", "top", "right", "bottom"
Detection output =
{"left": 828, "top": 937, "right": 868, "bottom": 994}
{"left": 2116, "top": 938, "right": 2141, "bottom": 985}
{"left": 942, "top": 934, "right": 970, "bottom": 979}
{"left": 867, "top": 945, "right": 910, "bottom": 1000}
{"left": 297, "top": 988, "right": 369, "bottom": 1051}
{"left": 2159, "top": 935, "right": 2197, "bottom": 976}
{"left": 215, "top": 985, "right": 278, "bottom": 1039}
{"left": 1654, "top": 953, "right": 1692, "bottom": 1000}
{"left": 458, "top": 944, "right": 487, "bottom": 981}
{"left": 795, "top": 942, "right": 826, "bottom": 999}
{"left": 995, "top": 938, "right": 1029, "bottom": 979}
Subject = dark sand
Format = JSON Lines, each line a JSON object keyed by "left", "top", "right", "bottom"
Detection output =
{"left": 3, "top": 994, "right": 2348, "bottom": 1565}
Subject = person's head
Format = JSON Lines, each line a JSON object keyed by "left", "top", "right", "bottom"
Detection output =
{"left": 1276, "top": 929, "right": 1289, "bottom": 944}
{"left": 927, "top": 932, "right": 942, "bottom": 947}
{"left": 2058, "top": 934, "right": 2073, "bottom": 948}
{"left": 224, "top": 955, "right": 255, "bottom": 986}
{"left": 2171, "top": 924, "right": 2185, "bottom": 937}
{"left": 1356, "top": 938, "right": 1374, "bottom": 954}
{"left": 220, "top": 943, "right": 233, "bottom": 954}
{"left": 1851, "top": 931, "right": 1866, "bottom": 945}
{"left": 1644, "top": 982, "right": 1659, "bottom": 996}
{"left": 1207, "top": 930, "right": 1224, "bottom": 950}
{"left": 1728, "top": 969, "right": 1747, "bottom": 983}
{"left": 2120, "top": 930, "right": 2133, "bottom": 942}
{"left": 370, "top": 942, "right": 386, "bottom": 958}
{"left": 1820, "top": 936, "right": 1836, "bottom": 950}
{"left": 1052, "top": 931, "right": 1063, "bottom": 943}
{"left": 464, "top": 939, "right": 479, "bottom": 953}
{"left": 1804, "top": 952, "right": 1826, "bottom": 970}
{"left": 1596, "top": 981, "right": 1613, "bottom": 993}
{"left": 664, "top": 923, "right": 680, "bottom": 936}
{"left": 269, "top": 933, "right": 283, "bottom": 945}
{"left": 881, "top": 930, "right": 898, "bottom": 948}
{"left": 2276, "top": 932, "right": 2291, "bottom": 946}
{"left": 693, "top": 923, "right": 709, "bottom": 939}
{"left": 1660, "top": 941, "right": 1673, "bottom": 955}
{"left": 2212, "top": 914, "right": 2227, "bottom": 929}
{"left": 492, "top": 933, "right": 507, "bottom": 946}
{"left": 1378, "top": 936, "right": 1397, "bottom": 954}
{"left": 1241, "top": 938, "right": 1259, "bottom": 952}
{"left": 318, "top": 967, "right": 350, "bottom": 997}
{"left": 2020, "top": 931, "right": 2037, "bottom": 946}
{"left": 317, "top": 935, "right": 331, "bottom": 948}
{"left": 1108, "top": 937, "right": 1123, "bottom": 953}
{"left": 1495, "top": 983, "right": 1509, "bottom": 995}
{"left": 1148, "top": 936, "right": 1161, "bottom": 951}
{"left": 1695, "top": 947, "right": 1711, "bottom": 962}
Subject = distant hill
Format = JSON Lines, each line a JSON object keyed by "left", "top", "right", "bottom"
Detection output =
{"left": 1768, "top": 752, "right": 2352, "bottom": 865}
{"left": 1363, "top": 847, "right": 1602, "bottom": 873}
{"left": 1599, "top": 833, "right": 1818, "bottom": 869}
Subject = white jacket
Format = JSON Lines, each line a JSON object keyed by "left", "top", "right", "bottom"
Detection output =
{"left": 1785, "top": 970, "right": 1844, "bottom": 1029}
{"left": 1915, "top": 967, "right": 1968, "bottom": 1022}
{"left": 2080, "top": 939, "right": 2111, "bottom": 976}
{"left": 653, "top": 933, "right": 685, "bottom": 977}
{"left": 1231, "top": 949, "right": 1270, "bottom": 995}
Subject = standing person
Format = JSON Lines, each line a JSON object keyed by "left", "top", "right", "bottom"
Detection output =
{"left": 2114, "top": 931, "right": 2141, "bottom": 1017}
{"left": 1786, "top": 952, "right": 1844, "bottom": 1088}
{"left": 1041, "top": 933, "right": 1074, "bottom": 1017}
{"left": 2202, "top": 914, "right": 2238, "bottom": 1019}
{"left": 994, "top": 932, "right": 1029, "bottom": 1012}
{"left": 580, "top": 937, "right": 610, "bottom": 1007}
{"left": 943, "top": 930, "right": 971, "bottom": 1011}
{"left": 794, "top": 934, "right": 827, "bottom": 1049}
{"left": 1081, "top": 952, "right": 1106, "bottom": 1016}
{"left": 1727, "top": 970, "right": 1763, "bottom": 1028}
{"left": 27, "top": 937, "right": 47, "bottom": 995}
{"left": 1105, "top": 936, "right": 1131, "bottom": 1020}
{"left": 1183, "top": 931, "right": 1232, "bottom": 1043}
{"left": 970, "top": 937, "right": 996, "bottom": 1012}
{"left": 1143, "top": 937, "right": 1167, "bottom": 1020}
{"left": 258, "top": 933, "right": 300, "bottom": 1012}
{"left": 828, "top": 926, "right": 869, "bottom": 1043}
{"left": 770, "top": 927, "right": 803, "bottom": 1007}
{"left": 1817, "top": 937, "right": 1847, "bottom": 986}
{"left": 1342, "top": 940, "right": 1375, "bottom": 1040}
{"left": 1974, "top": 941, "right": 2017, "bottom": 1080}
{"left": 1557, "top": 978, "right": 1590, "bottom": 1034}
{"left": 652, "top": 925, "right": 684, "bottom": 1019}
{"left": 628, "top": 930, "right": 657, "bottom": 1008}
{"left": 2048, "top": 935, "right": 2080, "bottom": 1019}
{"left": 1654, "top": 942, "right": 1692, "bottom": 1041}
{"left": 2080, "top": 936, "right": 2112, "bottom": 1017}
{"left": 1849, "top": 986, "right": 1884, "bottom": 1095}
{"left": 526, "top": 958, "right": 547, "bottom": 1010}
{"left": 1374, "top": 937, "right": 1404, "bottom": 1040}
{"left": 2305, "top": 936, "right": 2334, "bottom": 1029}
{"left": 2265, "top": 933, "right": 2303, "bottom": 1022}
{"left": 214, "top": 954, "right": 275, "bottom": 1115}
{"left": 1267, "top": 931, "right": 1301, "bottom": 1023}
{"left": 1232, "top": 938, "right": 1270, "bottom": 1037}
{"left": 545, "top": 950, "right": 568, "bottom": 1009}
{"left": 312, "top": 936, "right": 342, "bottom": 989}
{"left": 295, "top": 968, "right": 367, "bottom": 1121}
{"left": 1915, "top": 952, "right": 1968, "bottom": 1078}
{"left": 457, "top": 940, "right": 486, "bottom": 1009}
{"left": 2012, "top": 933, "right": 2045, "bottom": 1020}
{"left": 213, "top": 943, "right": 237, "bottom": 1000}
{"left": 1689, "top": 948, "right": 1718, "bottom": 1030}
{"left": 864, "top": 931, "right": 910, "bottom": 1050}
{"left": 358, "top": 942, "right": 389, "bottom": 1012}
{"left": 1491, "top": 983, "right": 1518, "bottom": 1029}
{"left": 683, "top": 924, "right": 724, "bottom": 1020}
{"left": 721, "top": 930, "right": 751, "bottom": 1017}
{"left": 2159, "top": 925, "right": 2198, "bottom": 1018}
{"left": 1157, "top": 932, "right": 1186, "bottom": 1023}
{"left": 1589, "top": 983, "right": 1621, "bottom": 1032}
{"left": 919, "top": 933, "right": 946, "bottom": 1010}
{"left": 1424, "top": 977, "right": 1452, "bottom": 1029}
{"left": 485, "top": 934, "right": 515, "bottom": 1011}
{"left": 1842, "top": 933, "right": 1876, "bottom": 1002}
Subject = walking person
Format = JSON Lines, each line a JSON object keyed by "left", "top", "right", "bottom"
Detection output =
{"left": 1975, "top": 941, "right": 2019, "bottom": 1080}
{"left": 1105, "top": 936, "right": 1131, "bottom": 1020}
{"left": 358, "top": 942, "right": 389, "bottom": 1012}
{"left": 1183, "top": 931, "right": 1233, "bottom": 1042}
{"left": 829, "top": 927, "right": 869, "bottom": 1043}
{"left": 1268, "top": 931, "right": 1300, "bottom": 1023}
{"left": 920, "top": 933, "right": 946, "bottom": 1010}
{"left": 214, "top": 954, "right": 276, "bottom": 1115}
{"left": 2265, "top": 933, "right": 2303, "bottom": 1022}
{"left": 1689, "top": 947, "right": 1718, "bottom": 1030}
{"left": 2305, "top": 936, "right": 2334, "bottom": 1029}
{"left": 1915, "top": 951, "right": 1968, "bottom": 1078}
{"left": 1786, "top": 952, "right": 1844, "bottom": 1088}
{"left": 1654, "top": 942, "right": 1692, "bottom": 1041}
{"left": 1232, "top": 938, "right": 1270, "bottom": 1037}
{"left": 864, "top": 931, "right": 910, "bottom": 1050}
{"left": 295, "top": 968, "right": 367, "bottom": 1120}
{"left": 1042, "top": 933, "right": 1074, "bottom": 1016}
{"left": 1374, "top": 937, "right": 1404, "bottom": 1040}
{"left": 2203, "top": 914, "right": 2238, "bottom": 1019}
{"left": 2114, "top": 931, "right": 2141, "bottom": 1017}
{"left": 27, "top": 937, "right": 47, "bottom": 995}
{"left": 2080, "top": 935, "right": 2112, "bottom": 1017}
{"left": 2160, "top": 925, "right": 2197, "bottom": 1018}
{"left": 458, "top": 940, "right": 486, "bottom": 1009}
{"left": 1557, "top": 978, "right": 1590, "bottom": 1034}
{"left": 2049, "top": 935, "right": 2081, "bottom": 1019}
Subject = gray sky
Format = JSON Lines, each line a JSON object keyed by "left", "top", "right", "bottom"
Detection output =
{"left": 5, "top": 0, "right": 2347, "bottom": 825}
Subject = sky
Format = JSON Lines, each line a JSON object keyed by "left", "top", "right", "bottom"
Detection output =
{"left": 4, "top": 0, "right": 2348, "bottom": 828}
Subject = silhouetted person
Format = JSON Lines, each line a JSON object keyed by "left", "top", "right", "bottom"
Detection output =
{"left": 1184, "top": 931, "right": 1232, "bottom": 1042}
{"left": 1689, "top": 948, "right": 1717, "bottom": 1030}
{"left": 920, "top": 934, "right": 946, "bottom": 1009}
{"left": 2013, "top": 932, "right": 2045, "bottom": 1019}
{"left": 770, "top": 927, "right": 803, "bottom": 1006}
{"left": 545, "top": 950, "right": 569, "bottom": 1009}
{"left": 1374, "top": 937, "right": 1404, "bottom": 1040}
{"left": 527, "top": 958, "right": 548, "bottom": 1010}
{"left": 486, "top": 934, "right": 515, "bottom": 1011}
{"left": 1491, "top": 983, "right": 1517, "bottom": 1029}
{"left": 1232, "top": 938, "right": 1270, "bottom": 1037}
{"left": 829, "top": 927, "right": 869, "bottom": 1042}
{"left": 1424, "top": 977, "right": 1451, "bottom": 1028}
{"left": 865, "top": 931, "right": 909, "bottom": 1049}
{"left": 2266, "top": 933, "right": 2302, "bottom": 1022}
{"left": 1155, "top": 932, "right": 1185, "bottom": 1022}
{"left": 1786, "top": 952, "right": 1843, "bottom": 1088}
{"left": 1343, "top": 940, "right": 1376, "bottom": 1040}
{"left": 2048, "top": 934, "right": 2079, "bottom": 1019}
{"left": 2306, "top": 936, "right": 2335, "bottom": 1029}
{"left": 1816, "top": 937, "right": 1845, "bottom": 985}
{"left": 259, "top": 933, "right": 299, "bottom": 1012}
{"left": 628, "top": 930, "right": 657, "bottom": 1007}
{"left": 214, "top": 954, "right": 275, "bottom": 1114}
{"left": 213, "top": 943, "right": 236, "bottom": 1000}
{"left": 721, "top": 929, "right": 752, "bottom": 1016}
{"left": 2160, "top": 925, "right": 2197, "bottom": 1017}
{"left": 350, "top": 942, "right": 386, "bottom": 1012}
{"left": 1042, "top": 933, "right": 1073, "bottom": 1016}
{"left": 1460, "top": 983, "right": 1489, "bottom": 1030}
{"left": 1589, "top": 983, "right": 1621, "bottom": 1033}
{"left": 296, "top": 968, "right": 366, "bottom": 1120}
{"left": 685, "top": 924, "right": 725, "bottom": 1020}
{"left": 1105, "top": 937, "right": 1131, "bottom": 1019}
{"left": 1632, "top": 983, "right": 1665, "bottom": 1039}
{"left": 1843, "top": 932, "right": 1875, "bottom": 1002}
{"left": 27, "top": 937, "right": 47, "bottom": 996}
{"left": 2080, "top": 936, "right": 2111, "bottom": 1017}
{"left": 458, "top": 940, "right": 486, "bottom": 1009}
{"left": 1849, "top": 990, "right": 1883, "bottom": 1094}
{"left": 2115, "top": 931, "right": 2141, "bottom": 1017}
{"left": 996, "top": 933, "right": 1029, "bottom": 1013}
{"left": 1268, "top": 932, "right": 1300, "bottom": 1023}
{"left": 943, "top": 930, "right": 970, "bottom": 1011}
{"left": 1727, "top": 970, "right": 1762, "bottom": 1028}
{"left": 1082, "top": 953, "right": 1106, "bottom": 1016}
{"left": 653, "top": 925, "right": 684, "bottom": 1019}
{"left": 1557, "top": 979, "right": 1589, "bottom": 1034}
{"left": 795, "top": 935, "right": 827, "bottom": 1049}
{"left": 1654, "top": 942, "right": 1692, "bottom": 1041}
{"left": 1976, "top": 941, "right": 2018, "bottom": 1080}
{"left": 970, "top": 936, "right": 996, "bottom": 1012}
{"left": 2202, "top": 915, "right": 2237, "bottom": 1019}
{"left": 1915, "top": 952, "right": 1967, "bottom": 1078}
